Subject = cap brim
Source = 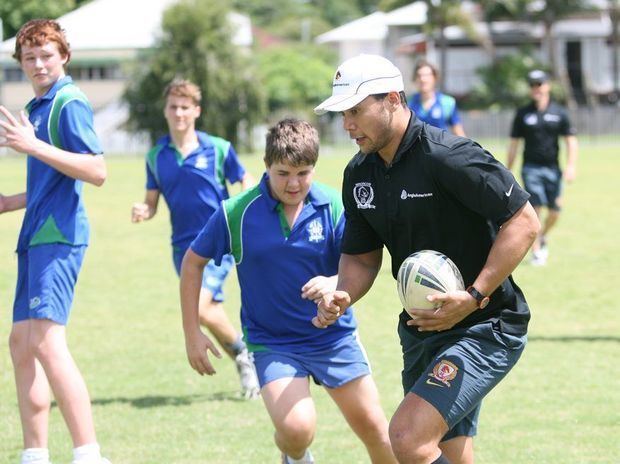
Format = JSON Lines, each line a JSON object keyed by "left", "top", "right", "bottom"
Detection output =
{"left": 314, "top": 93, "right": 368, "bottom": 115}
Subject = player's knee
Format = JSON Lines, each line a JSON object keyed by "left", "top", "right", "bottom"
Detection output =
{"left": 276, "top": 419, "right": 315, "bottom": 450}
{"left": 27, "top": 329, "right": 63, "bottom": 365}
{"left": 8, "top": 328, "right": 29, "bottom": 363}
{"left": 198, "top": 301, "right": 223, "bottom": 325}
{"left": 389, "top": 420, "right": 436, "bottom": 463}
{"left": 351, "top": 409, "right": 390, "bottom": 443}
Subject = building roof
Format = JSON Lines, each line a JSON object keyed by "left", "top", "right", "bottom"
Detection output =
{"left": 1, "top": 0, "right": 251, "bottom": 55}
{"left": 383, "top": 2, "right": 427, "bottom": 26}
{"left": 316, "top": 11, "right": 387, "bottom": 44}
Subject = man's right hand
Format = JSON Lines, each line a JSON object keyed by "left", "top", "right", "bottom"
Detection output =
{"left": 312, "top": 290, "right": 351, "bottom": 329}
{"left": 131, "top": 202, "right": 150, "bottom": 222}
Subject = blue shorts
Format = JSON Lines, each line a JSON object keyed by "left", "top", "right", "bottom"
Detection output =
{"left": 522, "top": 163, "right": 563, "bottom": 211}
{"left": 253, "top": 332, "right": 371, "bottom": 389}
{"left": 399, "top": 321, "right": 526, "bottom": 441}
{"left": 173, "top": 247, "right": 233, "bottom": 302}
{"left": 13, "top": 244, "right": 87, "bottom": 326}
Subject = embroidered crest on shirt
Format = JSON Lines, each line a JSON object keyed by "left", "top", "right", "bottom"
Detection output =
{"left": 353, "top": 182, "right": 376, "bottom": 209}
{"left": 32, "top": 116, "right": 42, "bottom": 133}
{"left": 195, "top": 155, "right": 208, "bottom": 169}
{"left": 429, "top": 360, "right": 458, "bottom": 387}
{"left": 307, "top": 219, "right": 325, "bottom": 243}
{"left": 431, "top": 107, "right": 442, "bottom": 119}
{"left": 524, "top": 113, "right": 538, "bottom": 125}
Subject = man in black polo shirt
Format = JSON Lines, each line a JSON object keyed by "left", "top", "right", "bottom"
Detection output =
{"left": 507, "top": 70, "right": 578, "bottom": 266}
{"left": 312, "top": 54, "right": 540, "bottom": 464}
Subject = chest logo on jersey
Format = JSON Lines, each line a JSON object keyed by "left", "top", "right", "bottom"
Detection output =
{"left": 431, "top": 107, "right": 442, "bottom": 119}
{"left": 524, "top": 113, "right": 538, "bottom": 125}
{"left": 353, "top": 182, "right": 376, "bottom": 209}
{"left": 32, "top": 115, "right": 42, "bottom": 133}
{"left": 400, "top": 189, "right": 433, "bottom": 200}
{"left": 195, "top": 156, "right": 208, "bottom": 169}
{"left": 307, "top": 219, "right": 325, "bottom": 243}
{"left": 543, "top": 113, "right": 561, "bottom": 122}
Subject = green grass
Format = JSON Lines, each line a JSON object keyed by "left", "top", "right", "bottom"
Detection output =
{"left": 1, "top": 143, "right": 619, "bottom": 463}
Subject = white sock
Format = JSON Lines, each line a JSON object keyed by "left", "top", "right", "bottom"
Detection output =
{"left": 285, "top": 449, "right": 314, "bottom": 464}
{"left": 72, "top": 443, "right": 101, "bottom": 463}
{"left": 21, "top": 448, "right": 50, "bottom": 464}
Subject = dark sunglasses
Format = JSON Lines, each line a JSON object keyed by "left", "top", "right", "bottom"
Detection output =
{"left": 529, "top": 82, "right": 543, "bottom": 88}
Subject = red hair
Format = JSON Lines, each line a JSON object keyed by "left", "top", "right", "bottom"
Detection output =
{"left": 13, "top": 19, "right": 71, "bottom": 63}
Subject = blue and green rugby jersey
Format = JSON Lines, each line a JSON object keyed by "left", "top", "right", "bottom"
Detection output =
{"left": 408, "top": 91, "right": 462, "bottom": 130}
{"left": 145, "top": 131, "right": 245, "bottom": 249}
{"left": 191, "top": 173, "right": 357, "bottom": 352}
{"left": 16, "top": 76, "right": 102, "bottom": 252}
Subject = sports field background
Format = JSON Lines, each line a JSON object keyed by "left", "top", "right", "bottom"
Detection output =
{"left": 1, "top": 142, "right": 618, "bottom": 463}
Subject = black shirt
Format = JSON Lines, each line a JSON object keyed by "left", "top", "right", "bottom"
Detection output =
{"left": 510, "top": 101, "right": 576, "bottom": 168}
{"left": 341, "top": 114, "right": 531, "bottom": 335}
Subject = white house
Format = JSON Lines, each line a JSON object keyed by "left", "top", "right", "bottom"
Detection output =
{"left": 0, "top": 0, "right": 253, "bottom": 153}
{"left": 316, "top": 1, "right": 619, "bottom": 102}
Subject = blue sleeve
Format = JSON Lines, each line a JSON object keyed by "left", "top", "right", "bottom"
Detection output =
{"left": 58, "top": 99, "right": 103, "bottom": 155}
{"left": 190, "top": 206, "right": 231, "bottom": 264}
{"left": 449, "top": 103, "right": 462, "bottom": 126}
{"left": 145, "top": 160, "right": 158, "bottom": 190}
{"left": 333, "top": 211, "right": 345, "bottom": 253}
{"left": 407, "top": 93, "right": 420, "bottom": 113}
{"left": 223, "top": 144, "right": 246, "bottom": 185}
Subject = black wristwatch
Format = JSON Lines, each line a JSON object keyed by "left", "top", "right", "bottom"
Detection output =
{"left": 466, "top": 286, "right": 490, "bottom": 309}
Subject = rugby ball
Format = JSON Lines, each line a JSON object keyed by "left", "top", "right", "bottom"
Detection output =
{"left": 397, "top": 250, "right": 465, "bottom": 316}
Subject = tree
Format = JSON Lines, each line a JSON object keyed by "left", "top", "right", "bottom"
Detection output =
{"left": 233, "top": 0, "right": 381, "bottom": 29}
{"left": 256, "top": 44, "right": 335, "bottom": 118}
{"left": 520, "top": 0, "right": 588, "bottom": 80}
{"left": 0, "top": 0, "right": 77, "bottom": 39}
{"left": 123, "top": 0, "right": 265, "bottom": 149}
{"left": 466, "top": 49, "right": 563, "bottom": 110}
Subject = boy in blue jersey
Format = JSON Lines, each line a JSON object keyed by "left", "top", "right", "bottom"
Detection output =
{"left": 131, "top": 79, "right": 259, "bottom": 399}
{"left": 0, "top": 20, "right": 110, "bottom": 464}
{"left": 180, "top": 119, "right": 396, "bottom": 464}
{"left": 408, "top": 60, "right": 466, "bottom": 136}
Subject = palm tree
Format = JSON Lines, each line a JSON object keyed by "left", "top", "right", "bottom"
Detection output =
{"left": 422, "top": 0, "right": 479, "bottom": 91}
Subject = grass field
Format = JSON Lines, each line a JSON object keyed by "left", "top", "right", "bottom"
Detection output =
{"left": 1, "top": 142, "right": 619, "bottom": 463}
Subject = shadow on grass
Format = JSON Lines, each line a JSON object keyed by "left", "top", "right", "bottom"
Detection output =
{"left": 529, "top": 335, "right": 620, "bottom": 343}
{"left": 51, "top": 391, "right": 249, "bottom": 410}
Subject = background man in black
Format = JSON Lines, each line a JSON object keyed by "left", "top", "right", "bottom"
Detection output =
{"left": 507, "top": 70, "right": 578, "bottom": 266}
{"left": 313, "top": 54, "right": 540, "bottom": 464}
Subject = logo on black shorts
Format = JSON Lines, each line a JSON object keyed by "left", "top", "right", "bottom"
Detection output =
{"left": 429, "top": 360, "right": 458, "bottom": 387}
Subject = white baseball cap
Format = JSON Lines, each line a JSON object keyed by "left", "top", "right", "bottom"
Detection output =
{"left": 314, "top": 54, "right": 404, "bottom": 115}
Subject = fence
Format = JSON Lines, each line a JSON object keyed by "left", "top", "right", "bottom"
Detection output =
{"left": 322, "top": 105, "right": 620, "bottom": 146}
